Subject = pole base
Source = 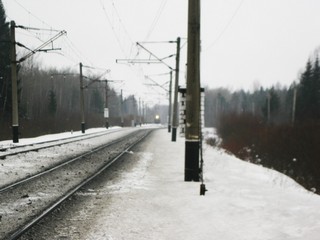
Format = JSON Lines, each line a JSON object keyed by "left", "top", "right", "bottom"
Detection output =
{"left": 200, "top": 183, "right": 207, "bottom": 195}
{"left": 12, "top": 125, "right": 19, "bottom": 143}
{"left": 171, "top": 127, "right": 177, "bottom": 142}
{"left": 106, "top": 121, "right": 109, "bottom": 129}
{"left": 185, "top": 140, "right": 200, "bottom": 181}
{"left": 81, "top": 123, "right": 85, "bottom": 133}
{"left": 168, "top": 125, "right": 171, "bottom": 133}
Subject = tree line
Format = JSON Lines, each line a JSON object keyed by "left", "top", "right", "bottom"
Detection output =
{"left": 0, "top": 57, "right": 168, "bottom": 139}
{"left": 210, "top": 56, "right": 320, "bottom": 194}
{"left": 205, "top": 57, "right": 320, "bottom": 127}
{"left": 0, "top": 1, "right": 11, "bottom": 119}
{"left": 0, "top": 2, "right": 167, "bottom": 140}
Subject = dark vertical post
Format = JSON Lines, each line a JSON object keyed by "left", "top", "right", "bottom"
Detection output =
{"left": 104, "top": 81, "right": 109, "bottom": 129}
{"left": 139, "top": 97, "right": 142, "bottom": 126}
{"left": 171, "top": 37, "right": 181, "bottom": 141}
{"left": 168, "top": 71, "right": 172, "bottom": 132}
{"left": 120, "top": 89, "right": 124, "bottom": 127}
{"left": 267, "top": 92, "right": 271, "bottom": 124}
{"left": 10, "top": 21, "right": 19, "bottom": 143}
{"left": 292, "top": 87, "right": 297, "bottom": 126}
{"left": 143, "top": 101, "right": 146, "bottom": 124}
{"left": 185, "top": 0, "right": 201, "bottom": 181}
{"left": 79, "top": 62, "right": 85, "bottom": 133}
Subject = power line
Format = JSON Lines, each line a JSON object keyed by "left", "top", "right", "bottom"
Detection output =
{"left": 144, "top": 0, "right": 168, "bottom": 41}
{"left": 100, "top": 0, "right": 129, "bottom": 59}
{"left": 110, "top": 0, "right": 134, "bottom": 44}
{"left": 205, "top": 0, "right": 245, "bottom": 51}
{"left": 12, "top": 0, "right": 53, "bottom": 29}
{"left": 63, "top": 35, "right": 95, "bottom": 66}
{"left": 100, "top": 0, "right": 151, "bottom": 99}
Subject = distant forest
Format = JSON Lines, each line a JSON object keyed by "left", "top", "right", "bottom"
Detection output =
{"left": 209, "top": 56, "right": 320, "bottom": 194}
{"left": 205, "top": 57, "right": 320, "bottom": 128}
{"left": 0, "top": 59, "right": 167, "bottom": 139}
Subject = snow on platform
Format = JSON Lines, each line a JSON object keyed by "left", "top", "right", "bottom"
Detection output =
{"left": 81, "top": 128, "right": 320, "bottom": 240}
{"left": 1, "top": 127, "right": 320, "bottom": 239}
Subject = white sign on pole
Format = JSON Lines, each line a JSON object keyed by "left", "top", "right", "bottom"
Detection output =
{"left": 104, "top": 108, "right": 109, "bottom": 118}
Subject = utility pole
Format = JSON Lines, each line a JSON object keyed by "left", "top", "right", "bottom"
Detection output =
{"left": 79, "top": 62, "right": 85, "bottom": 133}
{"left": 168, "top": 71, "right": 173, "bottom": 132}
{"left": 120, "top": 89, "right": 124, "bottom": 127}
{"left": 171, "top": 37, "right": 181, "bottom": 142}
{"left": 292, "top": 87, "right": 297, "bottom": 126}
{"left": 185, "top": 0, "right": 201, "bottom": 181}
{"left": 10, "top": 21, "right": 19, "bottom": 143}
{"left": 143, "top": 101, "right": 146, "bottom": 124}
{"left": 104, "top": 80, "right": 109, "bottom": 129}
{"left": 9, "top": 21, "right": 65, "bottom": 142}
{"left": 139, "top": 97, "right": 142, "bottom": 126}
{"left": 267, "top": 92, "right": 271, "bottom": 124}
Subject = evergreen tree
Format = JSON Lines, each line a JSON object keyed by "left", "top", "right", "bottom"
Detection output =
{"left": 296, "top": 59, "right": 320, "bottom": 121}
{"left": 0, "top": 1, "right": 10, "bottom": 116}
{"left": 311, "top": 57, "right": 320, "bottom": 118}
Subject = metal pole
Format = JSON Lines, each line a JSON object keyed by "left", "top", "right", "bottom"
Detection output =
{"left": 79, "top": 62, "right": 85, "bottom": 133}
{"left": 143, "top": 101, "right": 145, "bottom": 124}
{"left": 10, "top": 21, "right": 19, "bottom": 143}
{"left": 105, "top": 81, "right": 109, "bottom": 129}
{"left": 120, "top": 89, "right": 124, "bottom": 127}
{"left": 171, "top": 37, "right": 181, "bottom": 141}
{"left": 139, "top": 97, "right": 142, "bottom": 126}
{"left": 185, "top": 0, "right": 201, "bottom": 181}
{"left": 292, "top": 88, "right": 297, "bottom": 126}
{"left": 168, "top": 71, "right": 173, "bottom": 132}
{"left": 267, "top": 92, "right": 271, "bottom": 123}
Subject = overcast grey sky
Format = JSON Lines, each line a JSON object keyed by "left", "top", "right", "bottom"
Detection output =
{"left": 3, "top": 0, "right": 320, "bottom": 104}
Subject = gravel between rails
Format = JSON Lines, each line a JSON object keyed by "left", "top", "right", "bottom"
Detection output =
{"left": 0, "top": 129, "right": 151, "bottom": 240}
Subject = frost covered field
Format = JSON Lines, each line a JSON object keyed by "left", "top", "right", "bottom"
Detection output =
{"left": 1, "top": 127, "right": 320, "bottom": 239}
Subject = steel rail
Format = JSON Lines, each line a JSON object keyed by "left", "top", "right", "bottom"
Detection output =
{"left": 0, "top": 129, "right": 141, "bottom": 194}
{"left": 8, "top": 129, "right": 152, "bottom": 240}
{"left": 0, "top": 128, "right": 122, "bottom": 159}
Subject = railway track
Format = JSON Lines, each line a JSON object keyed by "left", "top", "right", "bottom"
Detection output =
{"left": 0, "top": 128, "right": 122, "bottom": 159}
{"left": 0, "top": 128, "right": 153, "bottom": 240}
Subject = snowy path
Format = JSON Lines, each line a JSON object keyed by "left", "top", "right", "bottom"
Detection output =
{"left": 79, "top": 129, "right": 320, "bottom": 240}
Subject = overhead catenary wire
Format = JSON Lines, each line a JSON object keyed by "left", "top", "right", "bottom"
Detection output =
{"left": 18, "top": 30, "right": 67, "bottom": 63}
{"left": 205, "top": 0, "right": 245, "bottom": 51}
{"left": 100, "top": 0, "right": 131, "bottom": 59}
{"left": 110, "top": 0, "right": 134, "bottom": 45}
{"left": 5, "top": 0, "right": 97, "bottom": 69}
{"left": 99, "top": 0, "right": 155, "bottom": 103}
{"left": 11, "top": 0, "right": 53, "bottom": 29}
{"left": 62, "top": 36, "right": 94, "bottom": 66}
{"left": 144, "top": 0, "right": 168, "bottom": 41}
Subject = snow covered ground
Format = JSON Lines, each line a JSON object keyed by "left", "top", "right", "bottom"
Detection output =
{"left": 80, "top": 128, "right": 320, "bottom": 240}
{"left": 0, "top": 127, "right": 117, "bottom": 149}
{"left": 1, "top": 126, "right": 320, "bottom": 239}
